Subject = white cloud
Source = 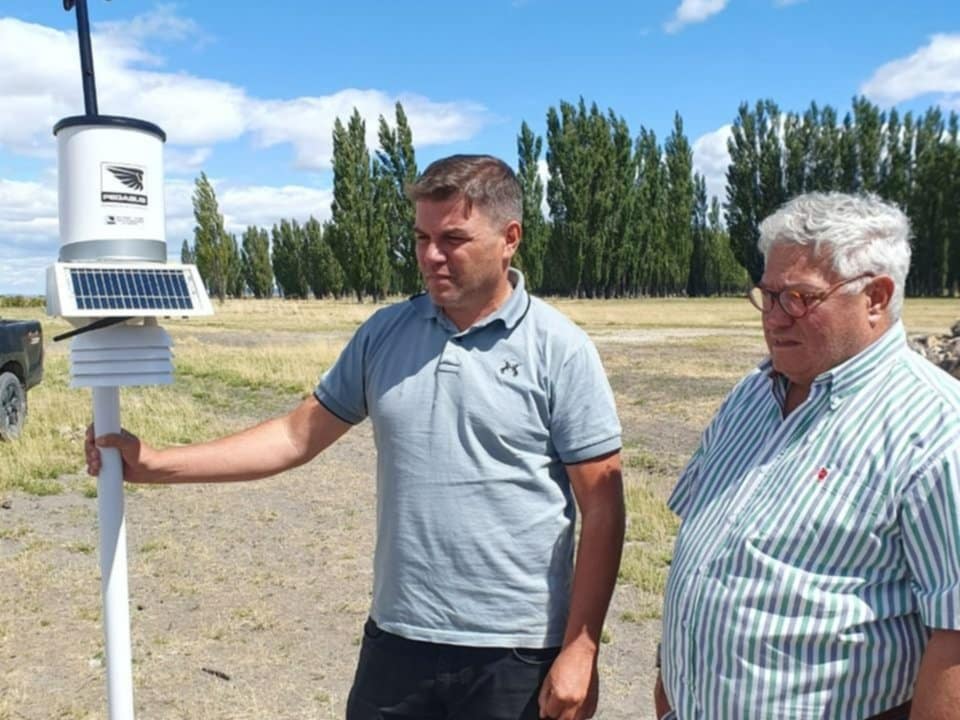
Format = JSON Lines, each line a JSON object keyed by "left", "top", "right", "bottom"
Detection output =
{"left": 861, "top": 34, "right": 960, "bottom": 107}
{"left": 95, "top": 3, "right": 209, "bottom": 49}
{"left": 0, "top": 13, "right": 490, "bottom": 168}
{"left": 0, "top": 256, "right": 54, "bottom": 295}
{"left": 0, "top": 172, "right": 337, "bottom": 295}
{"left": 163, "top": 178, "right": 199, "bottom": 247}
{"left": 664, "top": 0, "right": 729, "bottom": 34}
{"left": 0, "top": 8, "right": 492, "bottom": 294}
{"left": 692, "top": 124, "right": 732, "bottom": 205}
{"left": 250, "top": 91, "right": 490, "bottom": 170}
{"left": 0, "top": 177, "right": 60, "bottom": 295}
{"left": 161, "top": 179, "right": 334, "bottom": 245}
{"left": 536, "top": 158, "right": 550, "bottom": 218}
{"left": 219, "top": 184, "right": 334, "bottom": 233}
{"left": 0, "top": 179, "right": 60, "bottom": 243}
{"left": 164, "top": 147, "right": 213, "bottom": 176}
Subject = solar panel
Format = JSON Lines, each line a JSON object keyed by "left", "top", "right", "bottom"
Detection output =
{"left": 69, "top": 267, "right": 194, "bottom": 311}
{"left": 47, "top": 262, "right": 213, "bottom": 319}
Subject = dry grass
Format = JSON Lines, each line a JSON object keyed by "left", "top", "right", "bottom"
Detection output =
{"left": 552, "top": 296, "right": 758, "bottom": 329}
{"left": 0, "top": 296, "right": 956, "bottom": 719}
{"left": 164, "top": 296, "right": 383, "bottom": 333}
{"left": 0, "top": 324, "right": 345, "bottom": 493}
{"left": 1, "top": 296, "right": 953, "bottom": 494}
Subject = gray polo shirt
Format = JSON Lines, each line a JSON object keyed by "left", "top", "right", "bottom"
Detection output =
{"left": 315, "top": 269, "right": 621, "bottom": 647}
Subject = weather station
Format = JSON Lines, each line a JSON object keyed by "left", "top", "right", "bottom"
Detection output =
{"left": 45, "top": 1, "right": 213, "bottom": 718}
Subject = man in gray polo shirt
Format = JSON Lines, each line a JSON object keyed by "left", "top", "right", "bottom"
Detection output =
{"left": 86, "top": 154, "right": 625, "bottom": 720}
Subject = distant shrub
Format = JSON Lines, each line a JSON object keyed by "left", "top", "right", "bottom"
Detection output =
{"left": 0, "top": 295, "right": 45, "bottom": 308}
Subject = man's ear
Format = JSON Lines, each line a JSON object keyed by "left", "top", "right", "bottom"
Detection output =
{"left": 504, "top": 220, "right": 522, "bottom": 260}
{"left": 866, "top": 275, "right": 895, "bottom": 324}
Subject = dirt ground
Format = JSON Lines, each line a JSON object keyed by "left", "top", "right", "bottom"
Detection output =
{"left": 0, "top": 329, "right": 765, "bottom": 720}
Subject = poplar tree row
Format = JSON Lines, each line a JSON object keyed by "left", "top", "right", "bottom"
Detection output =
{"left": 185, "top": 104, "right": 418, "bottom": 301}
{"left": 727, "top": 97, "right": 960, "bottom": 294}
{"left": 188, "top": 96, "right": 960, "bottom": 301}
{"left": 534, "top": 100, "right": 745, "bottom": 297}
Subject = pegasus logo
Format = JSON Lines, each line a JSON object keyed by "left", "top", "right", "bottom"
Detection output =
{"left": 107, "top": 165, "right": 144, "bottom": 191}
{"left": 499, "top": 360, "right": 520, "bottom": 377}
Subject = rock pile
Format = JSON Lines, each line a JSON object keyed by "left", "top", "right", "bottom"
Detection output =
{"left": 909, "top": 320, "right": 960, "bottom": 380}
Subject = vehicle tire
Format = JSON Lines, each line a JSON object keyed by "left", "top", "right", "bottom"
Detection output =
{"left": 0, "top": 371, "right": 26, "bottom": 441}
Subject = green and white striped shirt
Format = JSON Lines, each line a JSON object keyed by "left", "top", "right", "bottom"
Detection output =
{"left": 662, "top": 322, "right": 960, "bottom": 719}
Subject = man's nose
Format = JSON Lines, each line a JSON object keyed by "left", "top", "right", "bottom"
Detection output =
{"left": 763, "top": 299, "right": 795, "bottom": 329}
{"left": 420, "top": 240, "right": 445, "bottom": 264}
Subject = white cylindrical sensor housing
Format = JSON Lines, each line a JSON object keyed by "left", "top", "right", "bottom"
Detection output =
{"left": 55, "top": 116, "right": 168, "bottom": 264}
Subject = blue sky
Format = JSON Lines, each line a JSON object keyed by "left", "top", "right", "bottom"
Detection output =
{"left": 2, "top": 0, "right": 959, "bottom": 295}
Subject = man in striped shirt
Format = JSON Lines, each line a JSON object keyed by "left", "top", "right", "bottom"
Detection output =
{"left": 656, "top": 193, "right": 960, "bottom": 719}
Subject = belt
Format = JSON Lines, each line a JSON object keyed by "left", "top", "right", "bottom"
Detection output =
{"left": 865, "top": 700, "right": 911, "bottom": 720}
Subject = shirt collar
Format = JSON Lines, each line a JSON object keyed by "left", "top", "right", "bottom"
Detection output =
{"left": 762, "top": 321, "right": 906, "bottom": 401}
{"left": 415, "top": 267, "right": 530, "bottom": 333}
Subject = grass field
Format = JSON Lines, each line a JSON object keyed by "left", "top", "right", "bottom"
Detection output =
{"left": 0, "top": 296, "right": 956, "bottom": 718}
{"left": 3, "top": 297, "right": 955, "bottom": 596}
{"left": 2, "top": 295, "right": 954, "bottom": 495}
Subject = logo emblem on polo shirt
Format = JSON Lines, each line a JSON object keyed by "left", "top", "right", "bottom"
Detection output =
{"left": 499, "top": 360, "right": 520, "bottom": 377}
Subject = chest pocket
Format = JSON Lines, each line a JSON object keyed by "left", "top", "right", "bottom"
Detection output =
{"left": 740, "top": 462, "right": 893, "bottom": 577}
{"left": 459, "top": 355, "right": 553, "bottom": 458}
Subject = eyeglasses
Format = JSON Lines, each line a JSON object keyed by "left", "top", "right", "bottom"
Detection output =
{"left": 747, "top": 273, "right": 874, "bottom": 319}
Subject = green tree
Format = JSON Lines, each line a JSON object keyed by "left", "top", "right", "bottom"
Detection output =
{"left": 783, "top": 108, "right": 814, "bottom": 197}
{"left": 191, "top": 172, "right": 240, "bottom": 302}
{"left": 725, "top": 100, "right": 786, "bottom": 284}
{"left": 687, "top": 174, "right": 709, "bottom": 296}
{"left": 758, "top": 100, "right": 786, "bottom": 222}
{"left": 945, "top": 112, "right": 960, "bottom": 295}
{"left": 241, "top": 226, "right": 273, "bottom": 298}
{"left": 329, "top": 109, "right": 391, "bottom": 302}
{"left": 376, "top": 103, "right": 419, "bottom": 294}
{"left": 853, "top": 96, "right": 884, "bottom": 193}
{"left": 838, "top": 111, "right": 859, "bottom": 192}
{"left": 604, "top": 114, "right": 637, "bottom": 297}
{"left": 516, "top": 121, "right": 548, "bottom": 292}
{"left": 367, "top": 167, "right": 393, "bottom": 301}
{"left": 180, "top": 239, "right": 195, "bottom": 264}
{"left": 879, "top": 108, "right": 912, "bottom": 207}
{"left": 909, "top": 107, "right": 949, "bottom": 296}
{"left": 808, "top": 104, "right": 839, "bottom": 192}
{"left": 725, "top": 102, "right": 764, "bottom": 283}
{"left": 271, "top": 219, "right": 308, "bottom": 299}
{"left": 664, "top": 112, "right": 695, "bottom": 295}
{"left": 634, "top": 128, "right": 668, "bottom": 295}
{"left": 303, "top": 217, "right": 345, "bottom": 298}
{"left": 545, "top": 99, "right": 634, "bottom": 297}
{"left": 226, "top": 233, "right": 244, "bottom": 298}
{"left": 705, "top": 196, "right": 748, "bottom": 294}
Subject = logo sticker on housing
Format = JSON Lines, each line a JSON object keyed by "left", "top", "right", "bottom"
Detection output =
{"left": 101, "top": 163, "right": 147, "bottom": 206}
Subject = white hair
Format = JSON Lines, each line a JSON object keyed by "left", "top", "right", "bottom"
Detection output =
{"left": 758, "top": 192, "right": 912, "bottom": 320}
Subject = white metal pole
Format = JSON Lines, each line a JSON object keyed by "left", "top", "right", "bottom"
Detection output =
{"left": 92, "top": 385, "right": 135, "bottom": 720}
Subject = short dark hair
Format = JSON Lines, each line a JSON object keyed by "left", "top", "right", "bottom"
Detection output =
{"left": 407, "top": 154, "right": 522, "bottom": 227}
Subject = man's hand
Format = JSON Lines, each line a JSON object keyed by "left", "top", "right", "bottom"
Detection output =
{"left": 540, "top": 451, "right": 623, "bottom": 719}
{"left": 538, "top": 636, "right": 599, "bottom": 720}
{"left": 85, "top": 425, "right": 156, "bottom": 482}
{"left": 911, "top": 628, "right": 960, "bottom": 719}
{"left": 654, "top": 670, "right": 672, "bottom": 719}
{"left": 83, "top": 397, "right": 351, "bottom": 485}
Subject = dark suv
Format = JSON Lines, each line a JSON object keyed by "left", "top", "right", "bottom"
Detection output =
{"left": 0, "top": 318, "right": 44, "bottom": 440}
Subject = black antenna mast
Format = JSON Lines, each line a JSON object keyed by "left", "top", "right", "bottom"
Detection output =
{"left": 63, "top": 0, "right": 101, "bottom": 116}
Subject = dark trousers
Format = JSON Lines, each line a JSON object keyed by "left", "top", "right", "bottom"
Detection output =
{"left": 346, "top": 618, "right": 560, "bottom": 720}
